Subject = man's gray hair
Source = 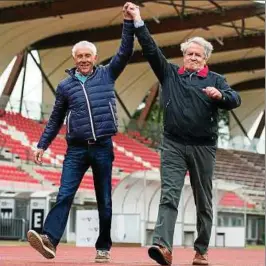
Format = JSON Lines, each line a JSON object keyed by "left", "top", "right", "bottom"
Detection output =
{"left": 180, "top": 37, "right": 213, "bottom": 60}
{"left": 72, "top": 41, "right": 97, "bottom": 57}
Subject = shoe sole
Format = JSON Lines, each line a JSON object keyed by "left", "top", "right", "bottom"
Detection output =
{"left": 95, "top": 258, "right": 110, "bottom": 263}
{"left": 192, "top": 262, "right": 208, "bottom": 265}
{"left": 148, "top": 246, "right": 170, "bottom": 265}
{"left": 27, "top": 230, "right": 55, "bottom": 259}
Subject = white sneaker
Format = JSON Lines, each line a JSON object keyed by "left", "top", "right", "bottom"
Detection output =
{"left": 95, "top": 250, "right": 111, "bottom": 263}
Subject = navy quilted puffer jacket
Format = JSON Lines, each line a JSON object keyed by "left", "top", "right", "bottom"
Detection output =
{"left": 37, "top": 20, "right": 134, "bottom": 150}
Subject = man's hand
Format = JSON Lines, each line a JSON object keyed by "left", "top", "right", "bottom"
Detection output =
{"left": 123, "top": 2, "right": 133, "bottom": 20}
{"left": 124, "top": 2, "right": 142, "bottom": 21}
{"left": 202, "top": 87, "right": 222, "bottom": 100}
{"left": 34, "top": 148, "right": 44, "bottom": 165}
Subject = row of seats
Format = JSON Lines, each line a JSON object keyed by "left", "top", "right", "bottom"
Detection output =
{"left": 0, "top": 162, "right": 256, "bottom": 208}
{"left": 113, "top": 132, "right": 160, "bottom": 168}
{"left": 127, "top": 130, "right": 153, "bottom": 145}
{"left": 0, "top": 111, "right": 265, "bottom": 194}
{"left": 215, "top": 149, "right": 264, "bottom": 190}
{"left": 35, "top": 168, "right": 120, "bottom": 190}
{"left": 0, "top": 164, "right": 39, "bottom": 183}
{"left": 219, "top": 192, "right": 255, "bottom": 209}
{"left": 2, "top": 113, "right": 160, "bottom": 169}
{"left": 232, "top": 149, "right": 265, "bottom": 169}
{"left": 0, "top": 112, "right": 149, "bottom": 173}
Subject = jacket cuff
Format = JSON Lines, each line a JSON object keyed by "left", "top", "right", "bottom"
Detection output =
{"left": 220, "top": 91, "right": 227, "bottom": 102}
{"left": 123, "top": 19, "right": 134, "bottom": 27}
{"left": 37, "top": 142, "right": 47, "bottom": 150}
{"left": 135, "top": 23, "right": 147, "bottom": 35}
{"left": 134, "top": 20, "right": 144, "bottom": 28}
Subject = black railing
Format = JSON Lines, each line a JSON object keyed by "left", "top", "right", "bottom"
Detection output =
{"left": 0, "top": 218, "right": 29, "bottom": 241}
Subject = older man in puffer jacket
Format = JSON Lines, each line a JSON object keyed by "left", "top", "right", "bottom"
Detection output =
{"left": 27, "top": 2, "right": 137, "bottom": 263}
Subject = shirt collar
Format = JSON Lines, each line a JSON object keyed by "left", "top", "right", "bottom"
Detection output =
{"left": 75, "top": 69, "right": 93, "bottom": 77}
{"left": 178, "top": 65, "right": 209, "bottom": 77}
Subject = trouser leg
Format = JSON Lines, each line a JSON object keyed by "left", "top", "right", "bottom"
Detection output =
{"left": 187, "top": 145, "right": 216, "bottom": 255}
{"left": 91, "top": 138, "right": 114, "bottom": 251}
{"left": 153, "top": 137, "right": 187, "bottom": 252}
{"left": 43, "top": 145, "right": 89, "bottom": 246}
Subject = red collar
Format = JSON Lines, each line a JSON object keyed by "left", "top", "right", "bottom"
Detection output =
{"left": 178, "top": 65, "right": 209, "bottom": 77}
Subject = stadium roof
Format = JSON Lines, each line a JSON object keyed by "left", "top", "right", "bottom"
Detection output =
{"left": 0, "top": 0, "right": 264, "bottom": 135}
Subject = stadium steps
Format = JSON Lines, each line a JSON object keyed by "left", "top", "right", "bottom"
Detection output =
{"left": 112, "top": 142, "right": 152, "bottom": 172}
{"left": 0, "top": 120, "right": 53, "bottom": 164}
{"left": 1, "top": 112, "right": 152, "bottom": 174}
{"left": 0, "top": 113, "right": 63, "bottom": 166}
{"left": 0, "top": 160, "right": 54, "bottom": 187}
{"left": 33, "top": 167, "right": 121, "bottom": 191}
{"left": 0, "top": 153, "right": 10, "bottom": 162}
{"left": 113, "top": 133, "right": 160, "bottom": 171}
{"left": 0, "top": 161, "right": 39, "bottom": 184}
{"left": 230, "top": 150, "right": 265, "bottom": 173}
{"left": 219, "top": 191, "right": 255, "bottom": 209}
{"left": 1, "top": 113, "right": 147, "bottom": 173}
{"left": 20, "top": 164, "right": 53, "bottom": 186}
{"left": 125, "top": 131, "right": 265, "bottom": 209}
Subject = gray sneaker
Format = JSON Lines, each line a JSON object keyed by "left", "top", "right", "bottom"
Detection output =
{"left": 95, "top": 250, "right": 111, "bottom": 263}
{"left": 27, "top": 230, "right": 56, "bottom": 259}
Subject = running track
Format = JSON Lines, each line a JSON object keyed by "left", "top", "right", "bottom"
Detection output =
{"left": 0, "top": 245, "right": 264, "bottom": 266}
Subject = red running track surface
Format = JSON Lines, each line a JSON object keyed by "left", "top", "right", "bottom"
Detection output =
{"left": 0, "top": 245, "right": 264, "bottom": 266}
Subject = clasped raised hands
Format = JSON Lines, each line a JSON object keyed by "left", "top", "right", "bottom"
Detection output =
{"left": 123, "top": 2, "right": 142, "bottom": 21}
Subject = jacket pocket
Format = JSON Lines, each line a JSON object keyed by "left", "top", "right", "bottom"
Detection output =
{"left": 67, "top": 110, "right": 72, "bottom": 133}
{"left": 109, "top": 101, "right": 118, "bottom": 130}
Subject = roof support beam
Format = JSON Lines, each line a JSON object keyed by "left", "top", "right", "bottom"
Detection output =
{"left": 0, "top": 0, "right": 150, "bottom": 24}
{"left": 115, "top": 91, "right": 131, "bottom": 120}
{"left": 230, "top": 110, "right": 251, "bottom": 140}
{"left": 257, "top": 15, "right": 265, "bottom": 22}
{"left": 137, "top": 83, "right": 159, "bottom": 128}
{"left": 0, "top": 51, "right": 25, "bottom": 109}
{"left": 27, "top": 49, "right": 56, "bottom": 96}
{"left": 32, "top": 4, "right": 264, "bottom": 50}
{"left": 254, "top": 111, "right": 265, "bottom": 139}
{"left": 210, "top": 56, "right": 264, "bottom": 74}
{"left": 231, "top": 78, "right": 265, "bottom": 92}
{"left": 208, "top": 0, "right": 223, "bottom": 11}
{"left": 101, "top": 34, "right": 264, "bottom": 65}
{"left": 19, "top": 50, "right": 28, "bottom": 114}
{"left": 130, "top": 34, "right": 264, "bottom": 64}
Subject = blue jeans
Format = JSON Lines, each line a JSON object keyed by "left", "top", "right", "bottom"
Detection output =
{"left": 42, "top": 137, "right": 114, "bottom": 251}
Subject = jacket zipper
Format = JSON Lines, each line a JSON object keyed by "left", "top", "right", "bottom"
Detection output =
{"left": 80, "top": 83, "right": 96, "bottom": 141}
{"left": 189, "top": 72, "right": 195, "bottom": 81}
{"left": 109, "top": 102, "right": 118, "bottom": 130}
{"left": 164, "top": 99, "right": 171, "bottom": 126}
{"left": 67, "top": 110, "right": 72, "bottom": 133}
{"left": 166, "top": 99, "right": 170, "bottom": 109}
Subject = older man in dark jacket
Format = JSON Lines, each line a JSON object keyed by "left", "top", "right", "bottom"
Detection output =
{"left": 126, "top": 4, "right": 241, "bottom": 266}
{"left": 27, "top": 3, "right": 136, "bottom": 263}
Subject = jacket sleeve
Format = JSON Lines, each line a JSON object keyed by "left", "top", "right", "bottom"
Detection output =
{"left": 37, "top": 84, "right": 68, "bottom": 150}
{"left": 216, "top": 76, "right": 241, "bottom": 110}
{"left": 107, "top": 20, "right": 134, "bottom": 81}
{"left": 135, "top": 24, "right": 169, "bottom": 84}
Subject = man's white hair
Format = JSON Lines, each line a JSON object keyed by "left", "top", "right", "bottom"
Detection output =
{"left": 180, "top": 37, "right": 213, "bottom": 60}
{"left": 72, "top": 41, "right": 97, "bottom": 57}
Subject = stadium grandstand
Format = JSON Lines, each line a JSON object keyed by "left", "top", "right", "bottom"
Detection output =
{"left": 0, "top": 0, "right": 264, "bottom": 258}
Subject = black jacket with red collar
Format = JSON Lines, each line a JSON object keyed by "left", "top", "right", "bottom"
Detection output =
{"left": 135, "top": 24, "right": 241, "bottom": 145}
